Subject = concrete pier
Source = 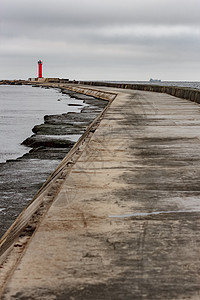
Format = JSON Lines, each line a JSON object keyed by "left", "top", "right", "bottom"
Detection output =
{"left": 1, "top": 85, "right": 200, "bottom": 299}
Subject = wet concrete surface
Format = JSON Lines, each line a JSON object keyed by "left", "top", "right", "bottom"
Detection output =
{"left": 1, "top": 87, "right": 200, "bottom": 299}
{"left": 0, "top": 89, "right": 107, "bottom": 238}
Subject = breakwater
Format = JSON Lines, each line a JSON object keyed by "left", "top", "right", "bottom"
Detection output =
{"left": 0, "top": 80, "right": 199, "bottom": 252}
{"left": 1, "top": 85, "right": 200, "bottom": 299}
{"left": 74, "top": 81, "right": 200, "bottom": 104}
{"left": 1, "top": 79, "right": 200, "bottom": 104}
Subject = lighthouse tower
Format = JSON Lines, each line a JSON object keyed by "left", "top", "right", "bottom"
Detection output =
{"left": 38, "top": 60, "right": 43, "bottom": 78}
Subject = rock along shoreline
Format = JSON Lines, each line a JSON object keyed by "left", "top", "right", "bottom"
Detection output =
{"left": 20, "top": 87, "right": 107, "bottom": 159}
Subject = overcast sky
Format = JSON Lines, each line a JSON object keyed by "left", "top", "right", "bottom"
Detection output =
{"left": 1, "top": 0, "right": 200, "bottom": 81}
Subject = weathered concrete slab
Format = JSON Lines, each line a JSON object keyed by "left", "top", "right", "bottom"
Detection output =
{"left": 1, "top": 88, "right": 200, "bottom": 299}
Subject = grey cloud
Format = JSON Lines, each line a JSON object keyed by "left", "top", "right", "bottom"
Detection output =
{"left": 1, "top": 0, "right": 200, "bottom": 80}
{"left": 2, "top": 0, "right": 200, "bottom": 27}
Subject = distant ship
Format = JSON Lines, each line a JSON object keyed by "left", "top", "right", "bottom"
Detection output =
{"left": 149, "top": 78, "right": 161, "bottom": 83}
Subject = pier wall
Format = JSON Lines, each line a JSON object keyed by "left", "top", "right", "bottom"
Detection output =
{"left": 59, "top": 84, "right": 116, "bottom": 102}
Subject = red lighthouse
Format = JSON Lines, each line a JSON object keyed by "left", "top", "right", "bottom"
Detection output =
{"left": 38, "top": 60, "right": 43, "bottom": 78}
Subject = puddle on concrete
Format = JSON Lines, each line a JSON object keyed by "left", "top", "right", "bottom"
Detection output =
{"left": 109, "top": 210, "right": 200, "bottom": 218}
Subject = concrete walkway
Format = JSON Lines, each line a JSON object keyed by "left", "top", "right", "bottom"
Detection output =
{"left": 1, "top": 87, "right": 200, "bottom": 299}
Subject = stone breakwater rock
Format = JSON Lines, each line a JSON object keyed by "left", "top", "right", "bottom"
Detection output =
{"left": 21, "top": 108, "right": 105, "bottom": 150}
{"left": 44, "top": 112, "right": 98, "bottom": 125}
{"left": 32, "top": 124, "right": 86, "bottom": 135}
{"left": 21, "top": 91, "right": 107, "bottom": 155}
{"left": 22, "top": 135, "right": 75, "bottom": 148}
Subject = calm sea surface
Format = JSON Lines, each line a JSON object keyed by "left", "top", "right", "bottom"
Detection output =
{"left": 0, "top": 85, "right": 85, "bottom": 163}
